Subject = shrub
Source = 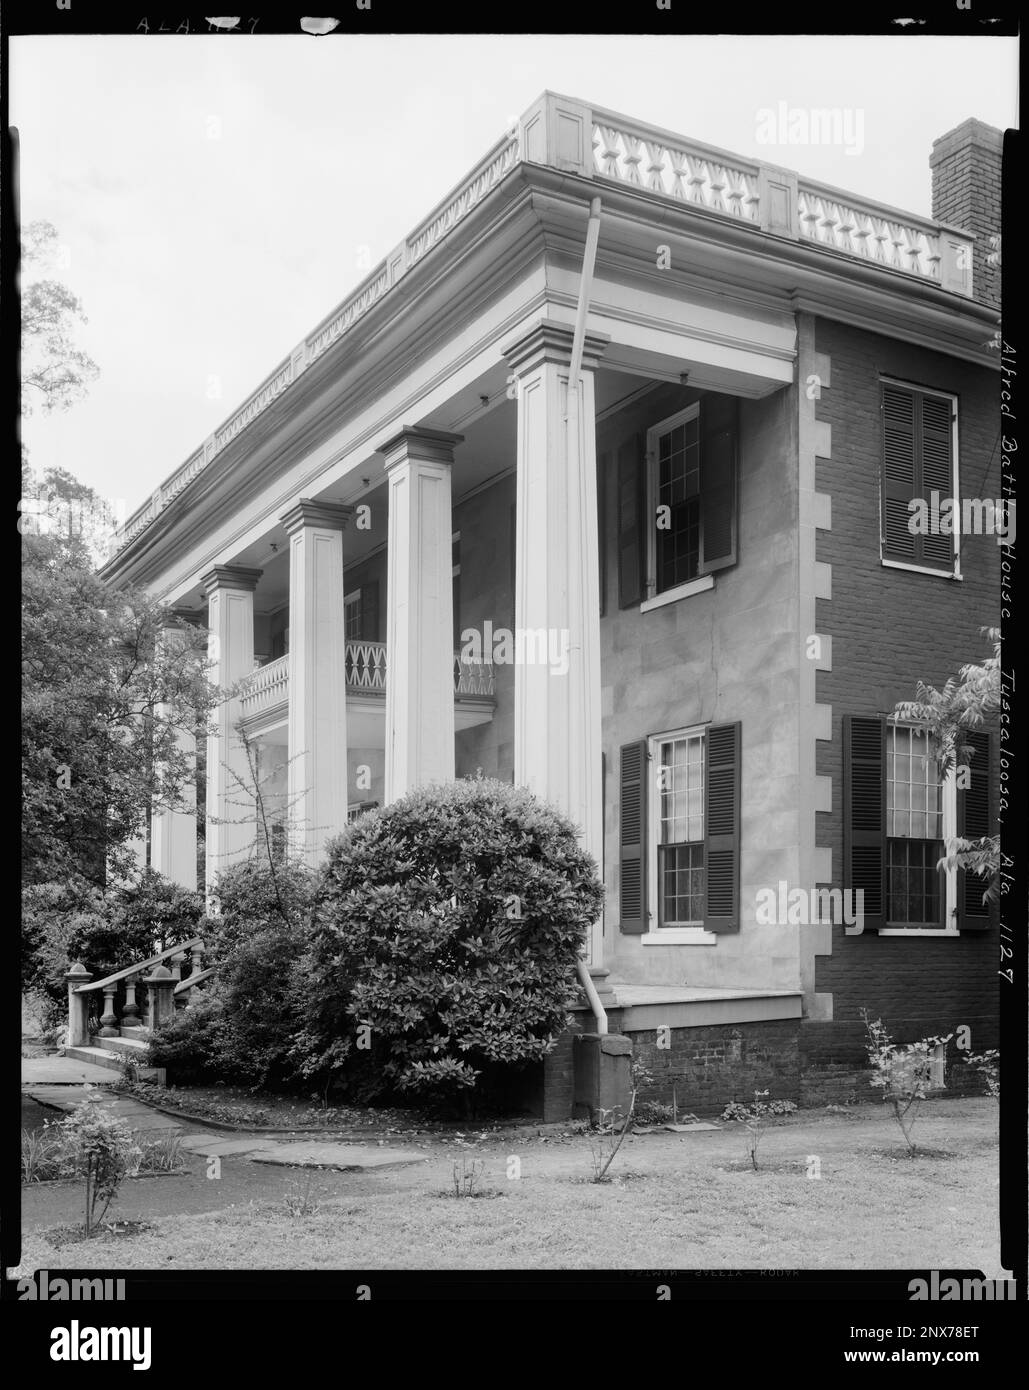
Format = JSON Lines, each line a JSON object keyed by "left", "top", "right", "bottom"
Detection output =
{"left": 58, "top": 1087, "right": 136, "bottom": 1234}
{"left": 146, "top": 991, "right": 226, "bottom": 1082}
{"left": 299, "top": 776, "right": 604, "bottom": 1106}
{"left": 149, "top": 859, "right": 317, "bottom": 1089}
{"left": 862, "top": 1011, "right": 952, "bottom": 1152}
{"left": 964, "top": 1049, "right": 999, "bottom": 1099}
{"left": 720, "top": 1091, "right": 797, "bottom": 1169}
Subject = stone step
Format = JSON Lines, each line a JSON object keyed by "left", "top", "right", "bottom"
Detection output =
{"left": 63, "top": 1045, "right": 164, "bottom": 1083}
{"left": 89, "top": 1034, "right": 149, "bottom": 1055}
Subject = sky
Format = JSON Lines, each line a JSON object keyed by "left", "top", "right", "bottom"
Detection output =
{"left": 11, "top": 33, "right": 1018, "bottom": 521}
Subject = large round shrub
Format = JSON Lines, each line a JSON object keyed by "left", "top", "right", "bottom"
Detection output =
{"left": 300, "top": 776, "right": 605, "bottom": 1103}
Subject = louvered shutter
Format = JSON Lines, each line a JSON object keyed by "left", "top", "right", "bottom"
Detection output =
{"left": 919, "top": 394, "right": 955, "bottom": 569}
{"left": 703, "top": 722, "right": 741, "bottom": 933}
{"left": 957, "top": 729, "right": 992, "bottom": 931}
{"left": 881, "top": 384, "right": 955, "bottom": 571}
{"left": 843, "top": 715, "right": 886, "bottom": 932}
{"left": 617, "top": 435, "right": 645, "bottom": 608}
{"left": 698, "top": 395, "right": 739, "bottom": 575}
{"left": 882, "top": 385, "right": 918, "bottom": 562}
{"left": 598, "top": 448, "right": 609, "bottom": 617}
{"left": 619, "top": 740, "right": 648, "bottom": 933}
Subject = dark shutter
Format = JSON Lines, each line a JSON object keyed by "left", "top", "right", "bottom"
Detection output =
{"left": 843, "top": 714, "right": 886, "bottom": 932}
{"left": 698, "top": 394, "right": 738, "bottom": 575}
{"left": 361, "top": 580, "right": 379, "bottom": 641}
{"left": 881, "top": 384, "right": 955, "bottom": 570}
{"left": 956, "top": 729, "right": 991, "bottom": 931}
{"left": 597, "top": 448, "right": 609, "bottom": 618}
{"left": 919, "top": 394, "right": 955, "bottom": 569}
{"left": 617, "top": 434, "right": 645, "bottom": 608}
{"left": 703, "top": 721, "right": 741, "bottom": 933}
{"left": 619, "top": 740, "right": 648, "bottom": 933}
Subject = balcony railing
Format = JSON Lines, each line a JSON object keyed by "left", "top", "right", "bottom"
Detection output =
{"left": 111, "top": 94, "right": 977, "bottom": 556}
{"left": 239, "top": 641, "right": 495, "bottom": 722}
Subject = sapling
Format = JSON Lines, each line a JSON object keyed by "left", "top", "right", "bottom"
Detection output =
{"left": 861, "top": 1010, "right": 952, "bottom": 1153}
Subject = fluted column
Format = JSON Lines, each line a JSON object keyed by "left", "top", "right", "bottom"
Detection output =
{"left": 379, "top": 428, "right": 461, "bottom": 801}
{"left": 281, "top": 499, "right": 353, "bottom": 864}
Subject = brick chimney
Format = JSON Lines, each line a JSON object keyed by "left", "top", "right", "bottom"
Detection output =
{"left": 930, "top": 118, "right": 1002, "bottom": 310}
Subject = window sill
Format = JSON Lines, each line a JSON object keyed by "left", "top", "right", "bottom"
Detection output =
{"left": 879, "top": 928, "right": 960, "bottom": 937}
{"left": 640, "top": 928, "right": 718, "bottom": 945}
{"left": 881, "top": 558, "right": 961, "bottom": 580}
{"left": 640, "top": 576, "right": 714, "bottom": 612}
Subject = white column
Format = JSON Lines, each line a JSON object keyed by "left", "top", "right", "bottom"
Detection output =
{"left": 379, "top": 427, "right": 461, "bottom": 801}
{"left": 202, "top": 565, "right": 261, "bottom": 897}
{"left": 504, "top": 320, "right": 607, "bottom": 965}
{"left": 150, "top": 615, "right": 198, "bottom": 891}
{"left": 281, "top": 499, "right": 352, "bottom": 864}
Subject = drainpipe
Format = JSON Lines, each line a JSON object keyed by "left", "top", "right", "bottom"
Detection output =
{"left": 566, "top": 194, "right": 607, "bottom": 1036}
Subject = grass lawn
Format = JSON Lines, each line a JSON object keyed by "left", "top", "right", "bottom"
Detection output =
{"left": 12, "top": 1098, "right": 1001, "bottom": 1272}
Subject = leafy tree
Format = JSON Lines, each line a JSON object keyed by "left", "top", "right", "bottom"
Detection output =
{"left": 22, "top": 547, "right": 215, "bottom": 887}
{"left": 895, "top": 627, "right": 1000, "bottom": 903}
{"left": 20, "top": 220, "right": 99, "bottom": 416}
{"left": 23, "top": 870, "right": 205, "bottom": 1026}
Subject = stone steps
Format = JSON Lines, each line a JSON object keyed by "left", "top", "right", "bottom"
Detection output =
{"left": 63, "top": 1044, "right": 164, "bottom": 1084}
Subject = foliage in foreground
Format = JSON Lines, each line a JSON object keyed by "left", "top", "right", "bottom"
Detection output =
{"left": 862, "top": 1011, "right": 952, "bottom": 1153}
{"left": 299, "top": 776, "right": 605, "bottom": 1105}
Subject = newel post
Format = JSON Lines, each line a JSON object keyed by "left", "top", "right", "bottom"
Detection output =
{"left": 64, "top": 963, "right": 92, "bottom": 1048}
{"left": 122, "top": 974, "right": 141, "bottom": 1028}
{"left": 99, "top": 985, "right": 119, "bottom": 1038}
{"left": 144, "top": 965, "right": 176, "bottom": 1032}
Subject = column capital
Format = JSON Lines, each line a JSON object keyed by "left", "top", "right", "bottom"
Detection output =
{"left": 280, "top": 498, "right": 354, "bottom": 536}
{"left": 502, "top": 317, "right": 609, "bottom": 377}
{"left": 377, "top": 426, "right": 464, "bottom": 471}
{"left": 200, "top": 565, "right": 262, "bottom": 597}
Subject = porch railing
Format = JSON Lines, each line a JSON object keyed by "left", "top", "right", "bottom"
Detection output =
{"left": 65, "top": 938, "right": 207, "bottom": 1047}
{"left": 239, "top": 641, "right": 495, "bottom": 720}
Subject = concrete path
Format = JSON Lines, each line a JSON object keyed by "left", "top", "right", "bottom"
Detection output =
{"left": 24, "top": 1058, "right": 428, "bottom": 1170}
{"left": 250, "top": 1141, "right": 428, "bottom": 1171}
{"left": 22, "top": 1056, "right": 119, "bottom": 1085}
{"left": 24, "top": 1083, "right": 184, "bottom": 1133}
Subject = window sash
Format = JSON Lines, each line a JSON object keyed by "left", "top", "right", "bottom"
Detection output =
{"left": 647, "top": 404, "right": 701, "bottom": 597}
{"left": 651, "top": 728, "right": 706, "bottom": 929}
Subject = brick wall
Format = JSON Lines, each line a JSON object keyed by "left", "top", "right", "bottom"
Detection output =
{"left": 627, "top": 1019, "right": 800, "bottom": 1116}
{"left": 811, "top": 317, "right": 1000, "bottom": 1069}
{"left": 930, "top": 118, "right": 1003, "bottom": 312}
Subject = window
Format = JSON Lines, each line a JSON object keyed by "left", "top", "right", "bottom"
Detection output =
{"left": 651, "top": 408, "right": 702, "bottom": 592}
{"left": 619, "top": 722, "right": 740, "bottom": 941}
{"left": 844, "top": 715, "right": 990, "bottom": 934}
{"left": 886, "top": 724, "right": 944, "bottom": 927}
{"left": 615, "top": 393, "right": 739, "bottom": 610}
{"left": 344, "top": 582, "right": 379, "bottom": 642}
{"left": 881, "top": 381, "right": 958, "bottom": 574}
{"left": 654, "top": 731, "right": 706, "bottom": 927}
